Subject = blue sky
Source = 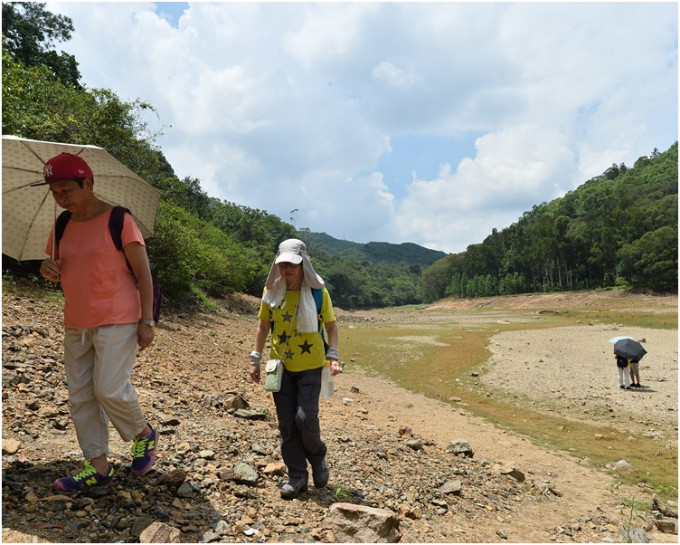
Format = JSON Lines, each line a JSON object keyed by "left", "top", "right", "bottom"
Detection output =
{"left": 45, "top": 2, "right": 678, "bottom": 253}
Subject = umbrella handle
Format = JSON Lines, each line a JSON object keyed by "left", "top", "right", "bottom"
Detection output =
{"left": 51, "top": 200, "right": 56, "bottom": 260}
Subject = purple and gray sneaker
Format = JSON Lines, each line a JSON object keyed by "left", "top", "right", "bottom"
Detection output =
{"left": 53, "top": 460, "right": 114, "bottom": 495}
{"left": 131, "top": 423, "right": 157, "bottom": 476}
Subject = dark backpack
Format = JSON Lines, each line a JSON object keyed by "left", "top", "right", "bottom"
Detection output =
{"left": 54, "top": 206, "right": 163, "bottom": 322}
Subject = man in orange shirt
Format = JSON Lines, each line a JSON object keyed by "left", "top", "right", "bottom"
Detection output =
{"left": 39, "top": 152, "right": 157, "bottom": 494}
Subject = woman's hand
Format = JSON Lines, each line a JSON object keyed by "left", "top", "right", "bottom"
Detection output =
{"left": 40, "top": 258, "right": 61, "bottom": 282}
{"left": 249, "top": 350, "right": 262, "bottom": 382}
{"left": 137, "top": 323, "right": 155, "bottom": 351}
{"left": 249, "top": 363, "right": 261, "bottom": 383}
{"left": 329, "top": 359, "right": 342, "bottom": 376}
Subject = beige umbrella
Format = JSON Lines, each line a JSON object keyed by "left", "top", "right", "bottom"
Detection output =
{"left": 2, "top": 135, "right": 161, "bottom": 261}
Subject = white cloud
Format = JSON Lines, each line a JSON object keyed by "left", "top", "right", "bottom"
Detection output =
{"left": 394, "top": 125, "right": 578, "bottom": 251}
{"left": 371, "top": 62, "right": 419, "bottom": 89}
{"left": 46, "top": 2, "right": 677, "bottom": 253}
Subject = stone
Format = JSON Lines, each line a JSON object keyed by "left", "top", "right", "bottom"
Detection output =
{"left": 130, "top": 516, "right": 155, "bottom": 538}
{"left": 263, "top": 461, "right": 286, "bottom": 476}
{"left": 139, "top": 521, "right": 182, "bottom": 543}
{"left": 233, "top": 462, "right": 259, "bottom": 485}
{"left": 619, "top": 528, "right": 649, "bottom": 543}
{"left": 406, "top": 439, "right": 423, "bottom": 451}
{"left": 398, "top": 427, "right": 413, "bottom": 437}
{"left": 322, "top": 502, "right": 401, "bottom": 543}
{"left": 2, "top": 438, "right": 21, "bottom": 454}
{"left": 607, "top": 460, "right": 634, "bottom": 472}
{"left": 176, "top": 482, "right": 194, "bottom": 498}
{"left": 440, "top": 480, "right": 462, "bottom": 495}
{"left": 159, "top": 469, "right": 187, "bottom": 487}
{"left": 225, "top": 393, "right": 249, "bottom": 410}
{"left": 500, "top": 466, "right": 526, "bottom": 483}
{"left": 213, "top": 520, "right": 230, "bottom": 535}
{"left": 233, "top": 409, "right": 267, "bottom": 420}
{"left": 654, "top": 519, "right": 677, "bottom": 534}
{"left": 446, "top": 440, "right": 474, "bottom": 458}
{"left": 652, "top": 495, "right": 678, "bottom": 518}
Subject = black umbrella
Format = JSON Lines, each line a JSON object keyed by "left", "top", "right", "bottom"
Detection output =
{"left": 613, "top": 338, "right": 647, "bottom": 361}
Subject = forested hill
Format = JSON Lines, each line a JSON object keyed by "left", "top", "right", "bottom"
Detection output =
{"left": 301, "top": 231, "right": 447, "bottom": 266}
{"left": 1, "top": 4, "right": 677, "bottom": 311}
{"left": 418, "top": 142, "right": 678, "bottom": 303}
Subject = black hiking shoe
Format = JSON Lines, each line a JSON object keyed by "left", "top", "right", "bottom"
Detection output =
{"left": 280, "top": 476, "right": 308, "bottom": 499}
{"left": 312, "top": 459, "right": 329, "bottom": 488}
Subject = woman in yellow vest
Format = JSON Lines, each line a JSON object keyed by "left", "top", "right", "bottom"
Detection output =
{"left": 248, "top": 239, "right": 341, "bottom": 499}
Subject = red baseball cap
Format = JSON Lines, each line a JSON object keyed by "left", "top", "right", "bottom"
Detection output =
{"left": 37, "top": 152, "right": 93, "bottom": 185}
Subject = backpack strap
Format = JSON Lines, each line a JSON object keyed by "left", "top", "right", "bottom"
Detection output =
{"left": 109, "top": 205, "right": 163, "bottom": 322}
{"left": 108, "top": 206, "right": 131, "bottom": 253}
{"left": 311, "top": 287, "right": 323, "bottom": 316}
{"left": 54, "top": 210, "right": 72, "bottom": 249}
{"left": 311, "top": 287, "right": 329, "bottom": 353}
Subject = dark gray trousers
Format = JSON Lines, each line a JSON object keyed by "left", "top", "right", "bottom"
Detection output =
{"left": 273, "top": 367, "right": 327, "bottom": 479}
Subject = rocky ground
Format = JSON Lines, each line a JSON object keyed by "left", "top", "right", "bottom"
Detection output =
{"left": 2, "top": 282, "right": 678, "bottom": 543}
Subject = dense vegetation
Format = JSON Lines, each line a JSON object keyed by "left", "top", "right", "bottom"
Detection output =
{"left": 2, "top": 3, "right": 677, "bottom": 311}
{"left": 419, "top": 146, "right": 678, "bottom": 302}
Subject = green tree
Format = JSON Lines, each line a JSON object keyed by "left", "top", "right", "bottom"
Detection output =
{"left": 2, "top": 2, "right": 81, "bottom": 87}
{"left": 2, "top": 50, "right": 161, "bottom": 181}
{"left": 617, "top": 227, "right": 678, "bottom": 291}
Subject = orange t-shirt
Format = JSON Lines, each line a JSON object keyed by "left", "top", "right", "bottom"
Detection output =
{"left": 45, "top": 209, "right": 146, "bottom": 329}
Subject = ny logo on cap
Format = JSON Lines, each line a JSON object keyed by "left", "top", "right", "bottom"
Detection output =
{"left": 44, "top": 164, "right": 54, "bottom": 178}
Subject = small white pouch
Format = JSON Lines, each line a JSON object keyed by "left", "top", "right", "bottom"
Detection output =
{"left": 264, "top": 359, "right": 283, "bottom": 392}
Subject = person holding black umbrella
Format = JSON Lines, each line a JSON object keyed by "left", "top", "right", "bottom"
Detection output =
{"left": 38, "top": 152, "right": 158, "bottom": 494}
{"left": 613, "top": 338, "right": 647, "bottom": 390}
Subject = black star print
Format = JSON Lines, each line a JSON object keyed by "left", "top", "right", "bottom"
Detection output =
{"left": 282, "top": 311, "right": 293, "bottom": 322}
{"left": 284, "top": 349, "right": 294, "bottom": 360}
{"left": 278, "top": 332, "right": 290, "bottom": 344}
{"left": 298, "top": 340, "right": 313, "bottom": 354}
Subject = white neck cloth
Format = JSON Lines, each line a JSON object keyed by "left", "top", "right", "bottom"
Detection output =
{"left": 262, "top": 247, "right": 324, "bottom": 333}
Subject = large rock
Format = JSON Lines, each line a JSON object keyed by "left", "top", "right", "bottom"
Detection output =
{"left": 2, "top": 438, "right": 21, "bottom": 454}
{"left": 233, "top": 462, "right": 259, "bottom": 485}
{"left": 322, "top": 502, "right": 401, "bottom": 543}
{"left": 139, "top": 521, "right": 182, "bottom": 543}
{"left": 446, "top": 439, "right": 474, "bottom": 458}
{"left": 654, "top": 519, "right": 677, "bottom": 534}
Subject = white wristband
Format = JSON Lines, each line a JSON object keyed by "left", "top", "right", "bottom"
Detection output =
{"left": 250, "top": 351, "right": 262, "bottom": 365}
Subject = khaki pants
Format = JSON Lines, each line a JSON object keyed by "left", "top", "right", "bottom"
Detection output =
{"left": 64, "top": 324, "right": 146, "bottom": 459}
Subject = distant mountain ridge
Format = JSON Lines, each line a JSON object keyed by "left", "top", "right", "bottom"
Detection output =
{"left": 302, "top": 231, "right": 448, "bottom": 267}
